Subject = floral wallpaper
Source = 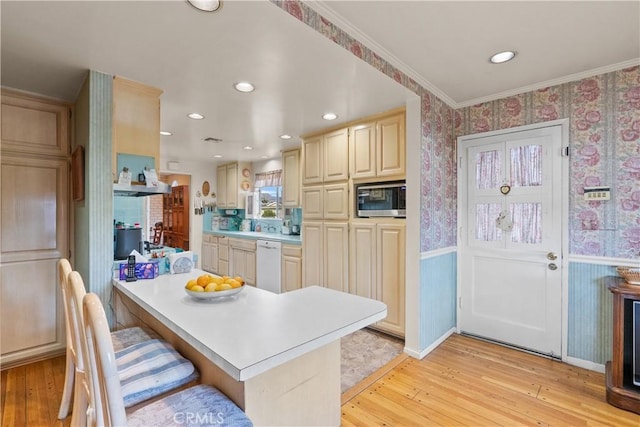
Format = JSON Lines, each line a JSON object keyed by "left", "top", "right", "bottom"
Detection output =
{"left": 272, "top": 1, "right": 639, "bottom": 259}
{"left": 457, "top": 67, "right": 640, "bottom": 258}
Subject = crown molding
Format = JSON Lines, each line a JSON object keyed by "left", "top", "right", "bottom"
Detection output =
{"left": 456, "top": 58, "right": 640, "bottom": 108}
{"left": 307, "top": 1, "right": 458, "bottom": 108}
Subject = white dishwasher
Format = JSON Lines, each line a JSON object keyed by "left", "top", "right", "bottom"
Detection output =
{"left": 256, "top": 239, "right": 282, "bottom": 293}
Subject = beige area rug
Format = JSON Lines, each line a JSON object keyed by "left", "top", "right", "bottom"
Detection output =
{"left": 340, "top": 328, "right": 404, "bottom": 393}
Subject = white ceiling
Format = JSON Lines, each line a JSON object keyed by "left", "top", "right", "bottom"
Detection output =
{"left": 2, "top": 1, "right": 638, "bottom": 167}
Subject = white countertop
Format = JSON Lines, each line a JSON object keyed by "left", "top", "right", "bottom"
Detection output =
{"left": 113, "top": 270, "right": 386, "bottom": 381}
{"left": 205, "top": 230, "right": 302, "bottom": 245}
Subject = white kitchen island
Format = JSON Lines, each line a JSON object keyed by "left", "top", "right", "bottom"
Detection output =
{"left": 112, "top": 269, "right": 387, "bottom": 426}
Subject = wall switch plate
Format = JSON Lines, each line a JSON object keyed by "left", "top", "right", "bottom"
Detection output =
{"left": 583, "top": 186, "right": 610, "bottom": 201}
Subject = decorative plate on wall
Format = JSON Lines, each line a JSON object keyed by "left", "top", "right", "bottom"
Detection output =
{"left": 202, "top": 181, "right": 210, "bottom": 197}
{"left": 242, "top": 168, "right": 250, "bottom": 177}
{"left": 241, "top": 181, "right": 251, "bottom": 191}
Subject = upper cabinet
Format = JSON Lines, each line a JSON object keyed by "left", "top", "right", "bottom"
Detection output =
{"left": 302, "top": 135, "right": 323, "bottom": 185}
{"left": 112, "top": 77, "right": 163, "bottom": 176}
{"left": 350, "top": 112, "right": 405, "bottom": 180}
{"left": 216, "top": 161, "right": 250, "bottom": 209}
{"left": 282, "top": 149, "right": 301, "bottom": 207}
{"left": 323, "top": 128, "right": 349, "bottom": 182}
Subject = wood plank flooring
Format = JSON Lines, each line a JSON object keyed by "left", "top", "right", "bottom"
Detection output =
{"left": 1, "top": 334, "right": 638, "bottom": 426}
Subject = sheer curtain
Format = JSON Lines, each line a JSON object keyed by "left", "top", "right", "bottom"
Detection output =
{"left": 254, "top": 170, "right": 282, "bottom": 188}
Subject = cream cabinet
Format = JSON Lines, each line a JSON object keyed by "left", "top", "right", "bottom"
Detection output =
{"left": 302, "top": 186, "right": 323, "bottom": 220}
{"left": 350, "top": 112, "right": 405, "bottom": 179}
{"left": 216, "top": 162, "right": 250, "bottom": 209}
{"left": 350, "top": 220, "right": 406, "bottom": 337}
{"left": 282, "top": 149, "right": 301, "bottom": 207}
{"left": 217, "top": 236, "right": 229, "bottom": 276}
{"left": 302, "top": 129, "right": 348, "bottom": 185}
{"left": 112, "top": 76, "right": 162, "bottom": 176}
{"left": 323, "top": 183, "right": 349, "bottom": 220}
{"left": 229, "top": 238, "right": 256, "bottom": 286}
{"left": 302, "top": 221, "right": 348, "bottom": 293}
{"left": 281, "top": 245, "right": 302, "bottom": 293}
{"left": 201, "top": 234, "right": 218, "bottom": 273}
{"left": 302, "top": 135, "right": 323, "bottom": 185}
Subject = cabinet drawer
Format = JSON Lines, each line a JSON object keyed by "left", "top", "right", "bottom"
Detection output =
{"left": 203, "top": 234, "right": 217, "bottom": 243}
{"left": 229, "top": 238, "right": 256, "bottom": 251}
{"left": 282, "top": 244, "right": 302, "bottom": 258}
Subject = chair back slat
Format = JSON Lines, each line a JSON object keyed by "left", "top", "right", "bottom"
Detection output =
{"left": 58, "top": 259, "right": 73, "bottom": 353}
{"left": 83, "top": 292, "right": 129, "bottom": 427}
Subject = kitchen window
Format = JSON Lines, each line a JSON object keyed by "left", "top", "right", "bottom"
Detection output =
{"left": 254, "top": 170, "right": 282, "bottom": 219}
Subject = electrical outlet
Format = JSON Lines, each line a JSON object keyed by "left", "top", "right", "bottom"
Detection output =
{"left": 583, "top": 186, "right": 610, "bottom": 201}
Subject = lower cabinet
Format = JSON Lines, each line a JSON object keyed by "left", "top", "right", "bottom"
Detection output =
{"left": 201, "top": 234, "right": 218, "bottom": 273}
{"left": 229, "top": 238, "right": 256, "bottom": 286}
{"left": 302, "top": 221, "right": 348, "bottom": 293}
{"left": 350, "top": 220, "right": 405, "bottom": 337}
{"left": 282, "top": 244, "right": 302, "bottom": 292}
{"left": 217, "top": 236, "right": 229, "bottom": 277}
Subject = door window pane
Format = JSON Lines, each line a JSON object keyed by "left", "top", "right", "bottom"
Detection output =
{"left": 475, "top": 203, "right": 503, "bottom": 241}
{"left": 475, "top": 150, "right": 502, "bottom": 190}
{"left": 510, "top": 145, "right": 542, "bottom": 187}
{"left": 510, "top": 203, "right": 542, "bottom": 244}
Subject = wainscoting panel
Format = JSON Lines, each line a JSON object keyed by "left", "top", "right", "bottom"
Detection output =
{"left": 420, "top": 250, "right": 457, "bottom": 349}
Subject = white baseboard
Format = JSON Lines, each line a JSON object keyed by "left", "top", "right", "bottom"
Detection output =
{"left": 564, "top": 356, "right": 605, "bottom": 373}
{"left": 404, "top": 327, "right": 456, "bottom": 360}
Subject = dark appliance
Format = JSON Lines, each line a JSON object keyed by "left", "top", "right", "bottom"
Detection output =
{"left": 114, "top": 227, "right": 142, "bottom": 260}
{"left": 356, "top": 181, "right": 406, "bottom": 218}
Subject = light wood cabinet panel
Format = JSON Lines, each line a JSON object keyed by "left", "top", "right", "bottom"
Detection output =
{"left": 376, "top": 222, "right": 406, "bottom": 336}
{"left": 1, "top": 90, "right": 70, "bottom": 157}
{"left": 349, "top": 222, "right": 376, "bottom": 299}
{"left": 112, "top": 77, "right": 162, "bottom": 176}
{"left": 302, "top": 221, "right": 323, "bottom": 287}
{"left": 282, "top": 245, "right": 302, "bottom": 293}
{"left": 282, "top": 149, "right": 301, "bottom": 207}
{"left": 216, "top": 165, "right": 227, "bottom": 209}
{"left": 302, "top": 186, "right": 323, "bottom": 219}
{"left": 217, "top": 236, "right": 229, "bottom": 276}
{"left": 349, "top": 122, "right": 376, "bottom": 179}
{"left": 302, "top": 136, "right": 322, "bottom": 185}
{"left": 323, "top": 222, "right": 349, "bottom": 293}
{"left": 376, "top": 113, "right": 405, "bottom": 177}
{"left": 323, "top": 128, "right": 349, "bottom": 182}
{"left": 226, "top": 163, "right": 239, "bottom": 208}
{"left": 201, "top": 235, "right": 218, "bottom": 273}
{"left": 229, "top": 238, "right": 256, "bottom": 286}
{"left": 323, "top": 183, "right": 349, "bottom": 220}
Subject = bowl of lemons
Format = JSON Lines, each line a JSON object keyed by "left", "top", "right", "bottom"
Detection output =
{"left": 185, "top": 274, "right": 245, "bottom": 300}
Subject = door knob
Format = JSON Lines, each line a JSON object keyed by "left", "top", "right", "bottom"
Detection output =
{"left": 547, "top": 252, "right": 558, "bottom": 261}
{"left": 548, "top": 263, "right": 558, "bottom": 271}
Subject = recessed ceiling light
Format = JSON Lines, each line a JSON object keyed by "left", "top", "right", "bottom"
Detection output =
{"left": 213, "top": 154, "right": 223, "bottom": 158}
{"left": 260, "top": 155, "right": 269, "bottom": 159}
{"left": 234, "top": 82, "right": 255, "bottom": 93}
{"left": 280, "top": 134, "right": 292, "bottom": 140}
{"left": 187, "top": 113, "right": 204, "bottom": 120}
{"left": 186, "top": 0, "right": 222, "bottom": 12}
{"left": 322, "top": 113, "right": 338, "bottom": 120}
{"left": 160, "top": 131, "right": 173, "bottom": 136}
{"left": 489, "top": 51, "right": 516, "bottom": 64}
{"left": 243, "top": 146, "right": 253, "bottom": 150}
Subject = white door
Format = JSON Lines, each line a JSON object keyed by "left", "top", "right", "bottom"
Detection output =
{"left": 458, "top": 124, "right": 564, "bottom": 357}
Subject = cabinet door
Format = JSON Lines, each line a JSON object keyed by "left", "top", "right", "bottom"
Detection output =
{"left": 377, "top": 113, "right": 405, "bottom": 177}
{"left": 350, "top": 122, "right": 376, "bottom": 179}
{"left": 302, "top": 185, "right": 323, "bottom": 219}
{"left": 376, "top": 223, "right": 406, "bottom": 336}
{"left": 244, "top": 250, "right": 256, "bottom": 286}
{"left": 282, "top": 149, "right": 300, "bottom": 207}
{"left": 349, "top": 222, "right": 376, "bottom": 298}
{"left": 230, "top": 247, "right": 244, "bottom": 279}
{"left": 282, "top": 245, "right": 302, "bottom": 293}
{"left": 1, "top": 90, "right": 70, "bottom": 157}
{"left": 201, "top": 242, "right": 212, "bottom": 272}
{"left": 216, "top": 165, "right": 227, "bottom": 208}
{"left": 302, "top": 136, "right": 323, "bottom": 185}
{"left": 302, "top": 221, "right": 323, "bottom": 287}
{"left": 324, "top": 222, "right": 349, "bottom": 293}
{"left": 323, "top": 128, "right": 349, "bottom": 182}
{"left": 226, "top": 163, "right": 238, "bottom": 208}
{"left": 211, "top": 243, "right": 219, "bottom": 274}
{"left": 323, "top": 183, "right": 349, "bottom": 220}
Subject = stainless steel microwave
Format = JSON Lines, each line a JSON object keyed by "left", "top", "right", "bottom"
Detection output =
{"left": 356, "top": 182, "right": 406, "bottom": 218}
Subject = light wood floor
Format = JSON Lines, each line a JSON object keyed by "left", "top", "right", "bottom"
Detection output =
{"left": 2, "top": 334, "right": 638, "bottom": 426}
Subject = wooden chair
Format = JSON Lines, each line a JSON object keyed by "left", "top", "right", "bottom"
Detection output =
{"left": 82, "top": 292, "right": 252, "bottom": 426}
{"left": 152, "top": 222, "right": 163, "bottom": 245}
{"left": 63, "top": 270, "right": 199, "bottom": 426}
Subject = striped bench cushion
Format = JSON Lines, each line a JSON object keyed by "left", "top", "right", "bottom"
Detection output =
{"left": 127, "top": 384, "right": 252, "bottom": 427}
{"left": 115, "top": 339, "right": 198, "bottom": 407}
{"left": 111, "top": 326, "right": 159, "bottom": 352}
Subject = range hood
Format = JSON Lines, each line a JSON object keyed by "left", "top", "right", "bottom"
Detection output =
{"left": 113, "top": 183, "right": 171, "bottom": 197}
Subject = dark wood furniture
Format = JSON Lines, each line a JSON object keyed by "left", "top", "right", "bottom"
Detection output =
{"left": 605, "top": 277, "right": 640, "bottom": 414}
{"left": 162, "top": 185, "right": 189, "bottom": 250}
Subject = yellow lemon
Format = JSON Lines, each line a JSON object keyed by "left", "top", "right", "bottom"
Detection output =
{"left": 212, "top": 277, "right": 224, "bottom": 285}
{"left": 233, "top": 276, "right": 244, "bottom": 285}
{"left": 191, "top": 285, "right": 205, "bottom": 292}
{"left": 186, "top": 279, "right": 197, "bottom": 290}
{"left": 204, "top": 282, "right": 217, "bottom": 292}
{"left": 196, "top": 275, "right": 211, "bottom": 288}
{"left": 228, "top": 279, "right": 241, "bottom": 289}
{"left": 217, "top": 283, "right": 232, "bottom": 291}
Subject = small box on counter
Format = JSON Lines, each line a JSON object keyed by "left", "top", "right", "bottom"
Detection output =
{"left": 118, "top": 260, "right": 159, "bottom": 280}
